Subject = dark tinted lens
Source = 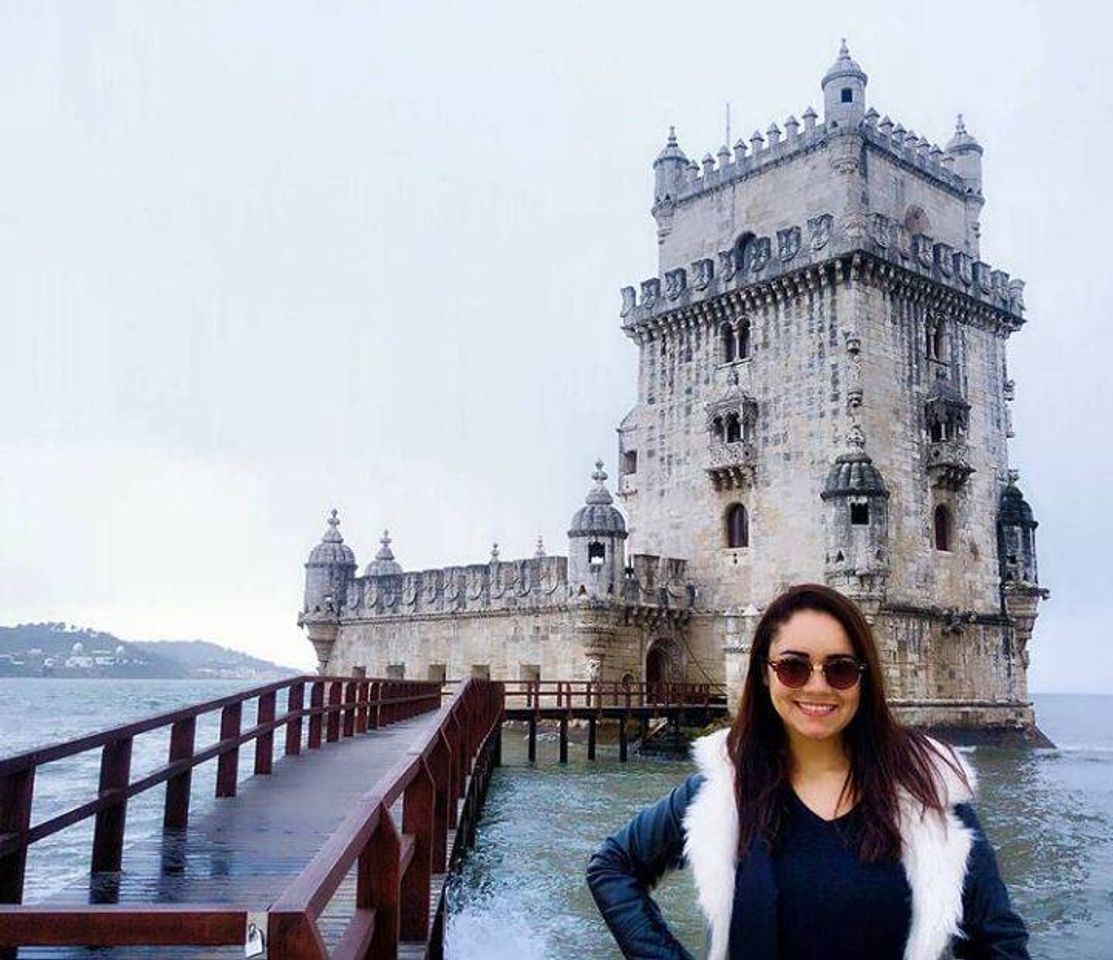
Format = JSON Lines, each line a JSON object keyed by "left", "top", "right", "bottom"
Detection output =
{"left": 771, "top": 657, "right": 811, "bottom": 688}
{"left": 823, "top": 659, "right": 862, "bottom": 690}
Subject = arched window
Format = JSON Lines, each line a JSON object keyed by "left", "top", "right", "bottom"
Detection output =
{"left": 720, "top": 322, "right": 736, "bottom": 363}
{"left": 737, "top": 319, "right": 751, "bottom": 360}
{"left": 588, "top": 541, "right": 606, "bottom": 567}
{"left": 711, "top": 416, "right": 725, "bottom": 441}
{"left": 933, "top": 505, "right": 952, "bottom": 552}
{"left": 734, "top": 232, "right": 755, "bottom": 274}
{"left": 726, "top": 413, "right": 742, "bottom": 443}
{"left": 726, "top": 504, "right": 749, "bottom": 548}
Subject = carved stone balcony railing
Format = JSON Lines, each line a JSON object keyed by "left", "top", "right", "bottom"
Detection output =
{"left": 927, "top": 440, "right": 974, "bottom": 489}
{"left": 706, "top": 440, "right": 757, "bottom": 490}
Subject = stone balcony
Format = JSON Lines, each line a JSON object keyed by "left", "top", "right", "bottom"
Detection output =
{"left": 617, "top": 474, "right": 638, "bottom": 498}
{"left": 706, "top": 440, "right": 757, "bottom": 490}
{"left": 927, "top": 440, "right": 974, "bottom": 489}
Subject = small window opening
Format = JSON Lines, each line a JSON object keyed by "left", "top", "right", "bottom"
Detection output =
{"left": 721, "top": 323, "right": 736, "bottom": 363}
{"left": 841, "top": 88, "right": 853, "bottom": 103}
{"left": 470, "top": 664, "right": 490, "bottom": 680}
{"left": 726, "top": 414, "right": 742, "bottom": 443}
{"left": 850, "top": 502, "right": 870, "bottom": 525}
{"left": 934, "top": 505, "right": 952, "bottom": 552}
{"left": 726, "top": 504, "right": 749, "bottom": 549}
{"left": 929, "top": 419, "right": 944, "bottom": 442}
{"left": 427, "top": 663, "right": 446, "bottom": 684}
{"left": 622, "top": 450, "right": 638, "bottom": 475}
{"left": 387, "top": 663, "right": 405, "bottom": 679}
{"left": 711, "top": 416, "right": 725, "bottom": 441}
{"left": 588, "top": 541, "right": 606, "bottom": 567}
{"left": 738, "top": 321, "right": 750, "bottom": 360}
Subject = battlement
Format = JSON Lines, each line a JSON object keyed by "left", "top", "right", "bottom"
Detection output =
{"left": 619, "top": 210, "right": 1024, "bottom": 333}
{"left": 861, "top": 109, "right": 971, "bottom": 195}
{"left": 332, "top": 551, "right": 693, "bottom": 619}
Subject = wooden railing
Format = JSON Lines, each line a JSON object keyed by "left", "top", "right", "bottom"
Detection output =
{"left": 502, "top": 679, "right": 725, "bottom": 711}
{"left": 0, "top": 674, "right": 442, "bottom": 953}
{"left": 266, "top": 678, "right": 503, "bottom": 957}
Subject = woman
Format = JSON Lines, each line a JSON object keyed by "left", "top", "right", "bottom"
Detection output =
{"left": 586, "top": 583, "right": 1029, "bottom": 960}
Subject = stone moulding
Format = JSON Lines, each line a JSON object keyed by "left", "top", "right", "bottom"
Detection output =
{"left": 621, "top": 249, "right": 1025, "bottom": 345}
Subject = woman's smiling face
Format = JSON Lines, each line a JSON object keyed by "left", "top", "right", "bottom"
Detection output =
{"left": 766, "top": 608, "right": 861, "bottom": 746}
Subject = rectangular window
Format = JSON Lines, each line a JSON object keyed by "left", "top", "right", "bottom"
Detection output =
{"left": 622, "top": 450, "right": 638, "bottom": 475}
{"left": 427, "top": 663, "right": 446, "bottom": 684}
{"left": 841, "top": 88, "right": 853, "bottom": 103}
{"left": 386, "top": 663, "right": 405, "bottom": 679}
{"left": 850, "top": 503, "right": 870, "bottom": 525}
{"left": 471, "top": 664, "right": 491, "bottom": 680}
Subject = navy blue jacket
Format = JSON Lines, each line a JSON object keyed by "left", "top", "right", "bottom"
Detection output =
{"left": 587, "top": 749, "right": 1030, "bottom": 960}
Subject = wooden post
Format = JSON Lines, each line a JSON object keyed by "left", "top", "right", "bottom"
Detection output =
{"left": 368, "top": 680, "right": 381, "bottom": 730}
{"left": 91, "top": 736, "right": 133, "bottom": 874}
{"left": 559, "top": 716, "right": 568, "bottom": 764}
{"left": 429, "top": 735, "right": 451, "bottom": 872}
{"left": 342, "top": 681, "right": 356, "bottom": 738}
{"left": 163, "top": 717, "right": 196, "bottom": 829}
{"left": 401, "top": 761, "right": 435, "bottom": 940}
{"left": 308, "top": 681, "right": 324, "bottom": 749}
{"left": 355, "top": 681, "right": 368, "bottom": 735}
{"left": 326, "top": 681, "right": 341, "bottom": 743}
{"left": 254, "top": 691, "right": 276, "bottom": 775}
{"left": 527, "top": 717, "right": 537, "bottom": 764}
{"left": 361, "top": 807, "right": 400, "bottom": 958}
{"left": 285, "top": 681, "right": 304, "bottom": 756}
{"left": 216, "top": 702, "right": 242, "bottom": 798}
{"left": 587, "top": 717, "right": 597, "bottom": 761}
{"left": 0, "top": 767, "right": 35, "bottom": 906}
{"left": 619, "top": 716, "right": 628, "bottom": 762}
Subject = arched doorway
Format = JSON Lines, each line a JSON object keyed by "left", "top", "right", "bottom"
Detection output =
{"left": 646, "top": 639, "right": 676, "bottom": 703}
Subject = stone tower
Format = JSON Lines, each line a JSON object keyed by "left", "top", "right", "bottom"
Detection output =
{"left": 614, "top": 42, "right": 1047, "bottom": 738}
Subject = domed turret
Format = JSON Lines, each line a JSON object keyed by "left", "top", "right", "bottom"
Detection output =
{"left": 997, "top": 478, "right": 1039, "bottom": 585}
{"left": 568, "top": 460, "right": 628, "bottom": 599}
{"left": 364, "top": 530, "right": 403, "bottom": 577}
{"left": 945, "top": 114, "right": 983, "bottom": 194}
{"left": 303, "top": 509, "right": 357, "bottom": 616}
{"left": 822, "top": 39, "right": 868, "bottom": 130}
{"left": 821, "top": 427, "right": 890, "bottom": 595}
{"left": 653, "top": 127, "right": 689, "bottom": 205}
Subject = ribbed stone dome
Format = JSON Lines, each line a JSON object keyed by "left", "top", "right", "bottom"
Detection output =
{"left": 821, "top": 433, "right": 889, "bottom": 499}
{"left": 365, "top": 530, "right": 403, "bottom": 577}
{"left": 822, "top": 39, "right": 867, "bottom": 86}
{"left": 307, "top": 509, "right": 357, "bottom": 566}
{"left": 946, "top": 114, "right": 982, "bottom": 154}
{"left": 654, "top": 126, "right": 688, "bottom": 165}
{"left": 568, "top": 460, "right": 627, "bottom": 537}
{"left": 998, "top": 482, "right": 1037, "bottom": 528}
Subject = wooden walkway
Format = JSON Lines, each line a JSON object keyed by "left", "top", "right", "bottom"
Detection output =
{"left": 16, "top": 713, "right": 443, "bottom": 959}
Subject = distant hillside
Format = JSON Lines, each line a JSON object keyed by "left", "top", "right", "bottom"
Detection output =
{"left": 0, "top": 623, "right": 300, "bottom": 680}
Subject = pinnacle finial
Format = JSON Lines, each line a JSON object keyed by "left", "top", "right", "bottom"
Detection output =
{"left": 328, "top": 508, "right": 339, "bottom": 528}
{"left": 592, "top": 459, "right": 607, "bottom": 484}
{"left": 667, "top": 125, "right": 677, "bottom": 145}
{"left": 490, "top": 542, "right": 500, "bottom": 562}
{"left": 955, "top": 113, "right": 966, "bottom": 134}
{"left": 322, "top": 508, "right": 343, "bottom": 543}
{"left": 535, "top": 535, "right": 545, "bottom": 558}
{"left": 847, "top": 423, "right": 866, "bottom": 450}
{"left": 839, "top": 38, "right": 849, "bottom": 58}
{"left": 380, "top": 529, "right": 391, "bottom": 548}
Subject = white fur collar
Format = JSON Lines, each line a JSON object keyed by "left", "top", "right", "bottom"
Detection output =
{"left": 682, "top": 729, "right": 977, "bottom": 960}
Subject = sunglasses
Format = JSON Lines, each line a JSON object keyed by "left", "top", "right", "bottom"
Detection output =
{"left": 767, "top": 655, "right": 866, "bottom": 691}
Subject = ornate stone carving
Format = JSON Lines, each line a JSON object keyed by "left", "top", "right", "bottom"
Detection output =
{"left": 691, "top": 258, "right": 714, "bottom": 290}
{"left": 934, "top": 242, "right": 954, "bottom": 278}
{"left": 954, "top": 252, "right": 973, "bottom": 286}
{"left": 749, "top": 236, "right": 771, "bottom": 273}
{"left": 718, "top": 247, "right": 738, "bottom": 281}
{"left": 777, "top": 226, "right": 801, "bottom": 262}
{"left": 808, "top": 214, "right": 833, "bottom": 250}
{"left": 870, "top": 213, "right": 893, "bottom": 248}
{"left": 664, "top": 268, "right": 687, "bottom": 300}
{"left": 620, "top": 286, "right": 636, "bottom": 317}
{"left": 640, "top": 277, "right": 660, "bottom": 306}
{"left": 913, "top": 234, "right": 935, "bottom": 269}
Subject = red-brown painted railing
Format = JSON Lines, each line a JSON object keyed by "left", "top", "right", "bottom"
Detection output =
{"left": 502, "top": 679, "right": 725, "bottom": 711}
{"left": 0, "top": 674, "right": 441, "bottom": 954}
{"left": 266, "top": 678, "right": 503, "bottom": 958}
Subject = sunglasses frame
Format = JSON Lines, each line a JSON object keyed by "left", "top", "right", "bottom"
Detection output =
{"left": 766, "top": 655, "right": 866, "bottom": 690}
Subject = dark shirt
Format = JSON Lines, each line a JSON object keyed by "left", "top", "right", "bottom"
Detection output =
{"left": 769, "top": 788, "right": 912, "bottom": 959}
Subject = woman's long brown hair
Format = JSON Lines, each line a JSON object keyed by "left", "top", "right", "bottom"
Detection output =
{"left": 725, "top": 583, "right": 967, "bottom": 862}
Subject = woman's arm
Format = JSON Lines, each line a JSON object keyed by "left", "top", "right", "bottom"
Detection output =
{"left": 586, "top": 773, "right": 704, "bottom": 960}
{"left": 952, "top": 803, "right": 1031, "bottom": 959}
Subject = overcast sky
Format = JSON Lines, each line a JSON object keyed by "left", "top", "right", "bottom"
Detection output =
{"left": 1, "top": 1, "right": 1108, "bottom": 693}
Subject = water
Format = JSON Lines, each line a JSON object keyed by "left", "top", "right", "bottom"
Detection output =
{"left": 1, "top": 682, "right": 1110, "bottom": 956}
{"left": 444, "top": 695, "right": 1113, "bottom": 959}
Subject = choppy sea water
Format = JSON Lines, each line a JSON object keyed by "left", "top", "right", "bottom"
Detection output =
{"left": 0, "top": 682, "right": 1110, "bottom": 957}
{"left": 444, "top": 694, "right": 1113, "bottom": 959}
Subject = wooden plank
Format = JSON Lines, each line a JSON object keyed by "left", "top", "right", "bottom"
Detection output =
{"left": 0, "top": 904, "right": 245, "bottom": 945}
{"left": 90, "top": 737, "right": 132, "bottom": 875}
